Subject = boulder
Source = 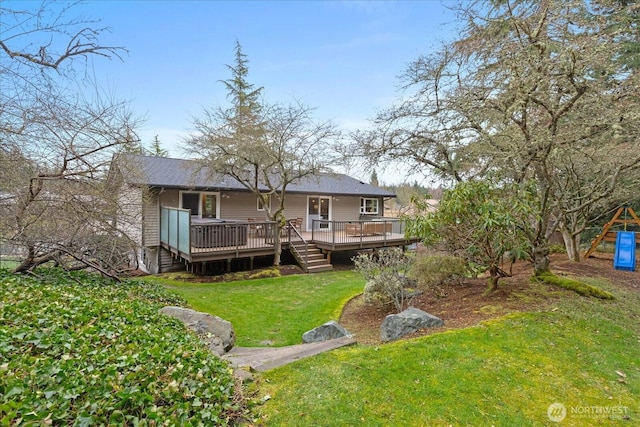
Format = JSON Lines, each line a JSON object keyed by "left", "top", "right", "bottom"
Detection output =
{"left": 302, "top": 320, "right": 351, "bottom": 343}
{"left": 160, "top": 306, "right": 235, "bottom": 356}
{"left": 380, "top": 307, "right": 443, "bottom": 342}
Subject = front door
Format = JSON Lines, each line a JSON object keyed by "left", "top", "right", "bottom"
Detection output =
{"left": 307, "top": 196, "right": 331, "bottom": 230}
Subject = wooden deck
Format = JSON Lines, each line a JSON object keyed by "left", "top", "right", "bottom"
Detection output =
{"left": 166, "top": 231, "right": 419, "bottom": 262}
{"left": 159, "top": 212, "right": 420, "bottom": 270}
{"left": 311, "top": 230, "right": 419, "bottom": 251}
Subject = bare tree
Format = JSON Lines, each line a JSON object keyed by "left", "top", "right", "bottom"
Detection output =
{"left": 0, "top": 2, "right": 123, "bottom": 70}
{"left": 186, "top": 42, "right": 339, "bottom": 265}
{"left": 0, "top": 1, "right": 141, "bottom": 278}
{"left": 351, "top": 0, "right": 640, "bottom": 275}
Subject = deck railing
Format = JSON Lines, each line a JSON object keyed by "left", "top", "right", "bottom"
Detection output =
{"left": 160, "top": 207, "right": 284, "bottom": 258}
{"left": 311, "top": 219, "right": 407, "bottom": 248}
{"left": 160, "top": 207, "right": 413, "bottom": 259}
{"left": 286, "top": 222, "right": 309, "bottom": 268}
{"left": 160, "top": 207, "right": 191, "bottom": 255}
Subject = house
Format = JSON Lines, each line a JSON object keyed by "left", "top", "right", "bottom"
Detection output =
{"left": 111, "top": 154, "right": 420, "bottom": 274}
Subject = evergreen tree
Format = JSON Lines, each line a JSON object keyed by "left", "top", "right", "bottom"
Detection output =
{"left": 222, "top": 40, "right": 265, "bottom": 146}
{"left": 370, "top": 170, "right": 379, "bottom": 187}
{"left": 149, "top": 135, "right": 168, "bottom": 157}
{"left": 186, "top": 42, "right": 339, "bottom": 265}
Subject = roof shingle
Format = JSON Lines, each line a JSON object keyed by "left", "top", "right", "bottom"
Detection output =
{"left": 117, "top": 154, "right": 395, "bottom": 197}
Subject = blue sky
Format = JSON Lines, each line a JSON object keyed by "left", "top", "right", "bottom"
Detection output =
{"left": 9, "top": 1, "right": 459, "bottom": 183}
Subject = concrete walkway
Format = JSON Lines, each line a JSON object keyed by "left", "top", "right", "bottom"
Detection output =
{"left": 222, "top": 336, "right": 357, "bottom": 372}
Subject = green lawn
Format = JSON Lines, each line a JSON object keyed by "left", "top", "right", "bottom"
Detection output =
{"left": 0, "top": 258, "right": 18, "bottom": 270}
{"left": 151, "top": 268, "right": 639, "bottom": 425}
{"left": 258, "top": 276, "right": 639, "bottom": 426}
{"left": 8, "top": 265, "right": 636, "bottom": 425}
{"left": 152, "top": 270, "right": 364, "bottom": 347}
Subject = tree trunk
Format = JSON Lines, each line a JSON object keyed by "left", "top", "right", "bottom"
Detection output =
{"left": 532, "top": 240, "right": 550, "bottom": 276}
{"left": 486, "top": 274, "right": 499, "bottom": 293}
{"left": 13, "top": 246, "right": 36, "bottom": 274}
{"left": 267, "top": 210, "right": 284, "bottom": 267}
{"left": 560, "top": 227, "right": 581, "bottom": 262}
{"left": 273, "top": 230, "right": 282, "bottom": 266}
{"left": 272, "top": 219, "right": 284, "bottom": 267}
{"left": 13, "top": 246, "right": 61, "bottom": 274}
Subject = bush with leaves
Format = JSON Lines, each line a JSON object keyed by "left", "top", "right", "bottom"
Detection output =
{"left": 409, "top": 255, "right": 467, "bottom": 297}
{"left": 406, "top": 181, "right": 535, "bottom": 292}
{"left": 0, "top": 269, "right": 248, "bottom": 425}
{"left": 352, "top": 248, "right": 416, "bottom": 313}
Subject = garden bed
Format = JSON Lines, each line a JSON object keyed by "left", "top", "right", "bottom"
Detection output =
{"left": 340, "top": 253, "right": 639, "bottom": 344}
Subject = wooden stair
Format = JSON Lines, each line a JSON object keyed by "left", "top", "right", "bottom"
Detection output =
{"left": 290, "top": 241, "right": 333, "bottom": 273}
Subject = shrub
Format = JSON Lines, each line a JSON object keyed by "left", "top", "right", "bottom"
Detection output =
{"left": 409, "top": 255, "right": 467, "bottom": 297}
{"left": 405, "top": 181, "right": 535, "bottom": 292}
{"left": 353, "top": 248, "right": 415, "bottom": 312}
{"left": 548, "top": 244, "right": 567, "bottom": 254}
{"left": 249, "top": 268, "right": 281, "bottom": 280}
{"left": 0, "top": 268, "right": 247, "bottom": 425}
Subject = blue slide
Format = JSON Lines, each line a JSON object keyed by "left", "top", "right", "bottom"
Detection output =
{"left": 614, "top": 231, "right": 637, "bottom": 272}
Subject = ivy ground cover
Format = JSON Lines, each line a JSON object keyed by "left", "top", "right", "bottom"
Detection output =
{"left": 0, "top": 269, "right": 244, "bottom": 425}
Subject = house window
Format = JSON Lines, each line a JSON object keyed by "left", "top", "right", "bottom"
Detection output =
{"left": 360, "top": 197, "right": 379, "bottom": 215}
{"left": 202, "top": 194, "right": 217, "bottom": 218}
{"left": 181, "top": 192, "right": 219, "bottom": 218}
{"left": 257, "top": 195, "right": 270, "bottom": 211}
{"left": 182, "top": 193, "right": 200, "bottom": 215}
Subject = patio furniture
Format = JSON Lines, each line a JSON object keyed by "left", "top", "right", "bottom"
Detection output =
{"left": 345, "top": 221, "right": 392, "bottom": 237}
{"left": 289, "top": 217, "right": 303, "bottom": 231}
{"left": 247, "top": 218, "right": 265, "bottom": 237}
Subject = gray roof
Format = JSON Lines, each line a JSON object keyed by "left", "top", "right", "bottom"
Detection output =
{"left": 117, "top": 154, "right": 395, "bottom": 198}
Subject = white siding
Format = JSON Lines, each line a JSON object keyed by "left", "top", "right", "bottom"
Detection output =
{"left": 118, "top": 185, "right": 143, "bottom": 245}
{"left": 142, "top": 190, "right": 160, "bottom": 247}
{"left": 330, "top": 196, "right": 361, "bottom": 221}
{"left": 220, "top": 191, "right": 270, "bottom": 220}
{"left": 158, "top": 189, "right": 180, "bottom": 208}
{"left": 281, "top": 194, "right": 307, "bottom": 222}
{"left": 150, "top": 189, "right": 371, "bottom": 228}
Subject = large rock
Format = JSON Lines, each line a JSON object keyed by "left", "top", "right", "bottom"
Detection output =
{"left": 380, "top": 307, "right": 443, "bottom": 342}
{"left": 302, "top": 320, "right": 351, "bottom": 343}
{"left": 160, "top": 306, "right": 235, "bottom": 356}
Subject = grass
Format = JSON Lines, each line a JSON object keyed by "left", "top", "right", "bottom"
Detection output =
{"left": 257, "top": 275, "right": 639, "bottom": 426}
{"left": 4, "top": 256, "right": 636, "bottom": 425}
{"left": 148, "top": 270, "right": 364, "bottom": 347}
{"left": 0, "top": 258, "right": 18, "bottom": 270}
{"left": 151, "top": 265, "right": 639, "bottom": 425}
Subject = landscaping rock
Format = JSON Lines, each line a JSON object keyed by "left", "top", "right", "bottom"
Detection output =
{"left": 302, "top": 320, "right": 351, "bottom": 343}
{"left": 160, "top": 306, "right": 235, "bottom": 356}
{"left": 380, "top": 307, "right": 443, "bottom": 342}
